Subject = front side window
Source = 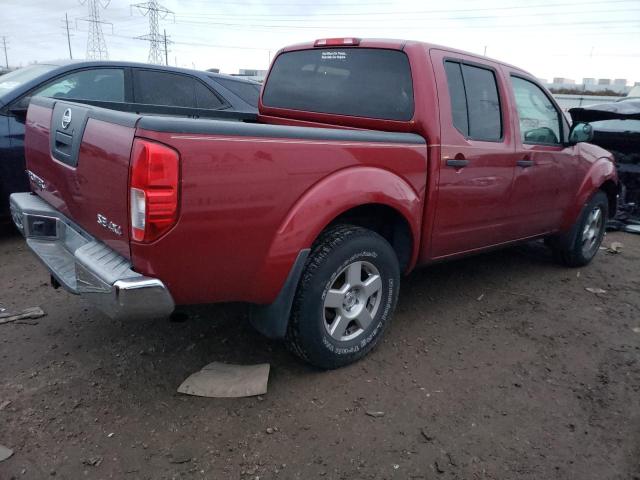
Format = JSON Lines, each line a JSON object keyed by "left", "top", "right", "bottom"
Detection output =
{"left": 443, "top": 60, "right": 502, "bottom": 141}
{"left": 511, "top": 76, "right": 562, "bottom": 145}
{"left": 34, "top": 68, "right": 124, "bottom": 102}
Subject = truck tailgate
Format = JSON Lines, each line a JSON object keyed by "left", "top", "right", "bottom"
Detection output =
{"left": 24, "top": 97, "right": 139, "bottom": 258}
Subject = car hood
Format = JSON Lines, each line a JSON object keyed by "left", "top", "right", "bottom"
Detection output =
{"left": 569, "top": 100, "right": 640, "bottom": 123}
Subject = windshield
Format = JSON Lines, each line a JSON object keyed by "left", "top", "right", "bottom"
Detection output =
{"left": 0, "top": 64, "right": 57, "bottom": 96}
{"left": 262, "top": 48, "right": 414, "bottom": 121}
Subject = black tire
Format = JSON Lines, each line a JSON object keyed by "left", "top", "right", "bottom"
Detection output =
{"left": 286, "top": 224, "right": 400, "bottom": 369}
{"left": 548, "top": 191, "right": 608, "bottom": 267}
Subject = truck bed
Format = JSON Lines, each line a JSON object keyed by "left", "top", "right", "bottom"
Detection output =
{"left": 23, "top": 97, "right": 428, "bottom": 306}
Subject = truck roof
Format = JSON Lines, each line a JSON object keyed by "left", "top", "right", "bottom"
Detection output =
{"left": 278, "top": 38, "right": 532, "bottom": 78}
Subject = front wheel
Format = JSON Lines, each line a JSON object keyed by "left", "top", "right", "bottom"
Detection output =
{"left": 549, "top": 191, "right": 608, "bottom": 267}
{"left": 286, "top": 225, "right": 400, "bottom": 369}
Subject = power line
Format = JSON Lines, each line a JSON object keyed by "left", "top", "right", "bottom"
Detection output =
{"left": 78, "top": 0, "right": 110, "bottom": 60}
{"left": 100, "top": 29, "right": 639, "bottom": 51}
{"left": 173, "top": 0, "right": 639, "bottom": 18}
{"left": 169, "top": 17, "right": 640, "bottom": 31}
{"left": 173, "top": 7, "right": 640, "bottom": 24}
{"left": 184, "top": 0, "right": 397, "bottom": 5}
{"left": 131, "top": 0, "right": 174, "bottom": 65}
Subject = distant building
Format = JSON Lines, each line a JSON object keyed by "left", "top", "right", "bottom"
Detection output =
{"left": 206, "top": 68, "right": 220, "bottom": 73}
{"left": 537, "top": 78, "right": 548, "bottom": 84}
{"left": 232, "top": 68, "right": 268, "bottom": 82}
{"left": 553, "top": 77, "right": 575, "bottom": 84}
{"left": 544, "top": 77, "right": 633, "bottom": 95}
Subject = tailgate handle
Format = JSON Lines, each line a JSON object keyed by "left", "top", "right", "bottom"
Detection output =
{"left": 54, "top": 131, "right": 73, "bottom": 157}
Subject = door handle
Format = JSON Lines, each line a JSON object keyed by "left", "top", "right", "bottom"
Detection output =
{"left": 517, "top": 159, "right": 534, "bottom": 168}
{"left": 446, "top": 159, "right": 469, "bottom": 168}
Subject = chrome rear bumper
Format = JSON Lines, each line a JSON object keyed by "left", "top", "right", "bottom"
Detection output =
{"left": 9, "top": 192, "right": 175, "bottom": 320}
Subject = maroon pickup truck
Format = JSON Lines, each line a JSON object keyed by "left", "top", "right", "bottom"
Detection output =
{"left": 11, "top": 38, "right": 618, "bottom": 369}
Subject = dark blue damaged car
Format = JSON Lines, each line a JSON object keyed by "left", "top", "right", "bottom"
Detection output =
{"left": 0, "top": 60, "right": 260, "bottom": 219}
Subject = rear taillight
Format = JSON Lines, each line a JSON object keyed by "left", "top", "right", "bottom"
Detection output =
{"left": 129, "top": 138, "right": 179, "bottom": 243}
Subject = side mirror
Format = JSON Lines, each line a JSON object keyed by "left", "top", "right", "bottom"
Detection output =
{"left": 568, "top": 122, "right": 594, "bottom": 144}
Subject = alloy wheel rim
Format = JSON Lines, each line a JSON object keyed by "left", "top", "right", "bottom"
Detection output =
{"left": 581, "top": 205, "right": 603, "bottom": 257}
{"left": 323, "top": 260, "right": 383, "bottom": 342}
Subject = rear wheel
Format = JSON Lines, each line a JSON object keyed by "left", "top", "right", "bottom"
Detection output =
{"left": 286, "top": 225, "right": 400, "bottom": 369}
{"left": 549, "top": 191, "right": 608, "bottom": 267}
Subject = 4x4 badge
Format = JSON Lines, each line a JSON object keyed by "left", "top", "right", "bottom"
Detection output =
{"left": 97, "top": 213, "right": 123, "bottom": 236}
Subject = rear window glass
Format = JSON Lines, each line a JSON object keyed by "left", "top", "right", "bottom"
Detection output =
{"left": 262, "top": 48, "right": 414, "bottom": 121}
{"left": 213, "top": 77, "right": 260, "bottom": 107}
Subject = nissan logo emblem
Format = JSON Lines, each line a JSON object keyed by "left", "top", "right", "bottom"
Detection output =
{"left": 61, "top": 108, "right": 72, "bottom": 129}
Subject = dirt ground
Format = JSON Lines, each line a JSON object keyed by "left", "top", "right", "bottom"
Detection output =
{"left": 0, "top": 226, "right": 639, "bottom": 480}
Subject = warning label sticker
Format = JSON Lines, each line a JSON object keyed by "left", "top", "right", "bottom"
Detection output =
{"left": 321, "top": 51, "right": 347, "bottom": 60}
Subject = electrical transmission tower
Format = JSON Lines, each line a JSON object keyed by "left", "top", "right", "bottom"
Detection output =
{"left": 79, "top": 0, "right": 110, "bottom": 60}
{"left": 132, "top": 1, "right": 173, "bottom": 65}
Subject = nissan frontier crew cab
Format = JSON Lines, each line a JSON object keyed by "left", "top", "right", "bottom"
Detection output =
{"left": 11, "top": 38, "right": 618, "bottom": 369}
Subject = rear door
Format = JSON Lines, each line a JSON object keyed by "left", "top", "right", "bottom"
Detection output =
{"left": 429, "top": 49, "right": 519, "bottom": 258}
{"left": 506, "top": 74, "right": 579, "bottom": 237}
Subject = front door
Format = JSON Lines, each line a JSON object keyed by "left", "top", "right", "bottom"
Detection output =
{"left": 429, "top": 50, "right": 519, "bottom": 258}
{"left": 506, "top": 75, "right": 579, "bottom": 238}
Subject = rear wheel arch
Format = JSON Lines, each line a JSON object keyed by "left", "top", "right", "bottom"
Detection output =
{"left": 323, "top": 203, "right": 414, "bottom": 273}
{"left": 252, "top": 167, "right": 422, "bottom": 301}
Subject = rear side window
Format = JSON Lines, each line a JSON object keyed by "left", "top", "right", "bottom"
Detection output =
{"left": 213, "top": 77, "right": 260, "bottom": 107}
{"left": 194, "top": 81, "right": 225, "bottom": 109}
{"left": 444, "top": 62, "right": 468, "bottom": 135}
{"left": 263, "top": 48, "right": 414, "bottom": 121}
{"left": 444, "top": 60, "right": 502, "bottom": 141}
{"left": 134, "top": 70, "right": 224, "bottom": 109}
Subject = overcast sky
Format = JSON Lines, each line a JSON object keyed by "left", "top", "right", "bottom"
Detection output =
{"left": 1, "top": 0, "right": 639, "bottom": 83}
